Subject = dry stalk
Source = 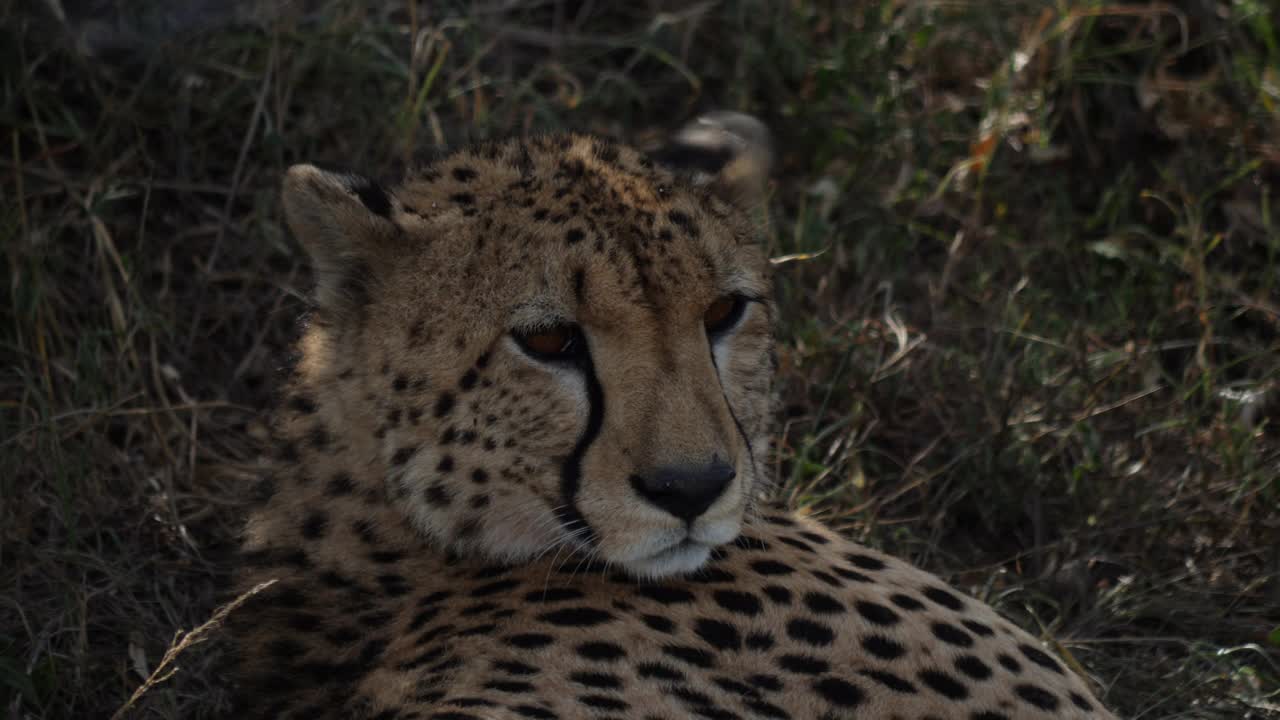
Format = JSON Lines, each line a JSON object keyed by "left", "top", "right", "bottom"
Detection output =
{"left": 110, "top": 579, "right": 277, "bottom": 720}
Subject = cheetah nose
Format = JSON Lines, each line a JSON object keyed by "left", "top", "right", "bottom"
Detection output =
{"left": 630, "top": 459, "right": 735, "bottom": 522}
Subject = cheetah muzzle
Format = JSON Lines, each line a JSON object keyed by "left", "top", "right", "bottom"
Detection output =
{"left": 230, "top": 113, "right": 1116, "bottom": 720}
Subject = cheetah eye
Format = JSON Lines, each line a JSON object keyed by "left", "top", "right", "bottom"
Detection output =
{"left": 704, "top": 295, "right": 748, "bottom": 336}
{"left": 512, "top": 323, "right": 583, "bottom": 362}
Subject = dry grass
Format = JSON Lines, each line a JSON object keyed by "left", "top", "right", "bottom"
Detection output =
{"left": 3, "top": 1, "right": 1278, "bottom": 717}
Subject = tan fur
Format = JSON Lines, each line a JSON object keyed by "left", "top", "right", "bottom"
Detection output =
{"left": 229, "top": 120, "right": 1114, "bottom": 720}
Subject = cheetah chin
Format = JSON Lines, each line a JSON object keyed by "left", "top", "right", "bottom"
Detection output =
{"left": 617, "top": 513, "right": 744, "bottom": 580}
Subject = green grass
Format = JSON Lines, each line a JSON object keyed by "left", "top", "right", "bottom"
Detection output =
{"left": 3, "top": 1, "right": 1278, "bottom": 717}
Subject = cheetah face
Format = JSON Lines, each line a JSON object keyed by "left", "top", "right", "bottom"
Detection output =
{"left": 282, "top": 115, "right": 774, "bottom": 578}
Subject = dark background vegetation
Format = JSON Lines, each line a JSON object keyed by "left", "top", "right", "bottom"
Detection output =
{"left": 3, "top": 1, "right": 1278, "bottom": 717}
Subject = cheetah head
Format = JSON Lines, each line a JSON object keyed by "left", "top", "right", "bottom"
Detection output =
{"left": 281, "top": 114, "right": 774, "bottom": 579}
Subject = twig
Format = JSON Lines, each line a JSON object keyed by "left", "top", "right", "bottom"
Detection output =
{"left": 110, "top": 579, "right": 277, "bottom": 720}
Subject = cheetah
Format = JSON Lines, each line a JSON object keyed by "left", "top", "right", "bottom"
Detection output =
{"left": 230, "top": 113, "right": 1115, "bottom": 720}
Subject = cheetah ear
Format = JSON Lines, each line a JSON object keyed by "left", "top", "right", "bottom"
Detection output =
{"left": 654, "top": 112, "right": 773, "bottom": 209}
{"left": 282, "top": 164, "right": 396, "bottom": 317}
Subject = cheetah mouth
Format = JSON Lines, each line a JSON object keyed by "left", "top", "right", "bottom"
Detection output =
{"left": 606, "top": 513, "right": 742, "bottom": 578}
{"left": 620, "top": 537, "right": 716, "bottom": 579}
{"left": 650, "top": 538, "right": 704, "bottom": 561}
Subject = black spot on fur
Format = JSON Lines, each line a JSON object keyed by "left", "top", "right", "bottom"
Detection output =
{"left": 637, "top": 662, "right": 684, "bottom": 681}
{"left": 919, "top": 670, "right": 969, "bottom": 700}
{"left": 288, "top": 395, "right": 317, "bottom": 414}
{"left": 569, "top": 671, "right": 622, "bottom": 689}
{"left": 745, "top": 632, "right": 775, "bottom": 651}
{"left": 713, "top": 590, "right": 762, "bottom": 616}
{"left": 667, "top": 209, "right": 699, "bottom": 237}
{"left": 391, "top": 447, "right": 417, "bottom": 466}
{"left": 844, "top": 552, "right": 886, "bottom": 570}
{"left": 751, "top": 560, "right": 793, "bottom": 576}
{"left": 538, "top": 607, "right": 615, "bottom": 627}
{"left": 778, "top": 537, "right": 813, "bottom": 553}
{"left": 779, "top": 654, "right": 830, "bottom": 675}
{"left": 661, "top": 644, "right": 716, "bottom": 668}
{"left": 642, "top": 614, "right": 676, "bottom": 634}
{"left": 505, "top": 633, "right": 554, "bottom": 649}
{"left": 810, "top": 570, "right": 842, "bottom": 587}
{"left": 578, "top": 691, "right": 627, "bottom": 707}
{"left": 997, "top": 654, "right": 1023, "bottom": 673}
{"left": 813, "top": 677, "right": 864, "bottom": 708}
{"left": 803, "top": 592, "right": 844, "bottom": 614}
{"left": 1015, "top": 684, "right": 1060, "bottom": 711}
{"left": 300, "top": 511, "right": 328, "bottom": 539}
{"left": 424, "top": 482, "right": 451, "bottom": 507}
{"left": 406, "top": 606, "right": 439, "bottom": 632}
{"left": 459, "top": 602, "right": 497, "bottom": 618}
{"left": 860, "top": 669, "right": 915, "bottom": 693}
{"left": 1019, "top": 644, "right": 1065, "bottom": 674}
{"left": 520, "top": 588, "right": 582, "bottom": 604}
{"left": 308, "top": 424, "right": 331, "bottom": 449}
{"left": 326, "top": 472, "right": 354, "bottom": 496}
{"left": 711, "top": 677, "right": 755, "bottom": 698}
{"left": 690, "top": 567, "right": 735, "bottom": 584}
{"left": 889, "top": 593, "right": 925, "bottom": 611}
{"left": 923, "top": 586, "right": 965, "bottom": 610}
{"left": 470, "top": 579, "right": 520, "bottom": 598}
{"left": 953, "top": 655, "right": 993, "bottom": 681}
{"left": 459, "top": 369, "right": 478, "bottom": 390}
{"left": 351, "top": 519, "right": 380, "bottom": 545}
{"left": 798, "top": 531, "right": 828, "bottom": 545}
{"left": 636, "top": 585, "right": 695, "bottom": 605}
{"left": 376, "top": 574, "right": 410, "bottom": 597}
{"left": 763, "top": 585, "right": 792, "bottom": 605}
{"left": 862, "top": 634, "right": 906, "bottom": 660}
{"left": 785, "top": 618, "right": 834, "bottom": 646}
{"left": 576, "top": 641, "right": 625, "bottom": 661}
{"left": 435, "top": 392, "right": 456, "bottom": 417}
{"left": 962, "top": 619, "right": 995, "bottom": 637}
{"left": 493, "top": 660, "right": 538, "bottom": 676}
{"left": 854, "top": 600, "right": 900, "bottom": 626}
{"left": 832, "top": 566, "right": 872, "bottom": 583}
{"left": 932, "top": 622, "right": 974, "bottom": 647}
{"left": 510, "top": 706, "right": 555, "bottom": 720}
{"left": 694, "top": 619, "right": 742, "bottom": 651}
{"left": 456, "top": 622, "right": 497, "bottom": 638}
{"left": 749, "top": 674, "right": 783, "bottom": 692}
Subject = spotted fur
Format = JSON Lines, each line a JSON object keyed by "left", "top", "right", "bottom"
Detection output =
{"left": 230, "top": 114, "right": 1114, "bottom": 719}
